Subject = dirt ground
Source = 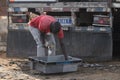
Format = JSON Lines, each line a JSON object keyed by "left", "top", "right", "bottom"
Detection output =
{"left": 0, "top": 52, "right": 120, "bottom": 80}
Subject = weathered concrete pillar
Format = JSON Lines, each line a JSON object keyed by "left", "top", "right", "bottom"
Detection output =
{"left": 0, "top": 16, "right": 8, "bottom": 52}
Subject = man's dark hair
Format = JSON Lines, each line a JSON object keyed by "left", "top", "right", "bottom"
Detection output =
{"left": 28, "top": 8, "right": 40, "bottom": 15}
{"left": 33, "top": 12, "right": 40, "bottom": 15}
{"left": 50, "top": 21, "right": 61, "bottom": 34}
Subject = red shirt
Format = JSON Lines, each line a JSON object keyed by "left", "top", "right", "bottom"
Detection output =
{"left": 29, "top": 15, "right": 64, "bottom": 39}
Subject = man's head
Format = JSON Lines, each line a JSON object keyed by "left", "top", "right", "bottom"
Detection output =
{"left": 28, "top": 8, "right": 40, "bottom": 15}
{"left": 50, "top": 21, "right": 61, "bottom": 34}
{"left": 28, "top": 8, "right": 40, "bottom": 20}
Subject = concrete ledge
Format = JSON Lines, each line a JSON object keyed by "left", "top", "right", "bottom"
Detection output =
{"left": 0, "top": 45, "right": 6, "bottom": 52}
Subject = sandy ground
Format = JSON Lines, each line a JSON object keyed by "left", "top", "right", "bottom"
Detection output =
{"left": 0, "top": 53, "right": 120, "bottom": 80}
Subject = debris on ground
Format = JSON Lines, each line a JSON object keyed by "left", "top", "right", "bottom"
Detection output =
{"left": 0, "top": 53, "right": 120, "bottom": 80}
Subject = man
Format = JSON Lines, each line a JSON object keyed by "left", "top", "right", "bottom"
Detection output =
{"left": 28, "top": 12, "right": 68, "bottom": 60}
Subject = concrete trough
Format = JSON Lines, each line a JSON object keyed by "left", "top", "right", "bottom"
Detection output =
{"left": 29, "top": 55, "right": 82, "bottom": 74}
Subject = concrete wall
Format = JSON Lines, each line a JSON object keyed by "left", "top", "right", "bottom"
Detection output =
{"left": 7, "top": 27, "right": 112, "bottom": 61}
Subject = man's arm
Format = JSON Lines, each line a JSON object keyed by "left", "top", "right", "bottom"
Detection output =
{"left": 59, "top": 38, "right": 68, "bottom": 60}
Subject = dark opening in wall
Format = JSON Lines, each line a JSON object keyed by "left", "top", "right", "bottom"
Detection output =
{"left": 112, "top": 8, "right": 120, "bottom": 58}
{"left": 47, "top": 12, "right": 71, "bottom": 16}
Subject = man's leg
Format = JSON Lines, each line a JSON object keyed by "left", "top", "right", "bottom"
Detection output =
{"left": 29, "top": 26, "right": 45, "bottom": 57}
{"left": 45, "top": 33, "right": 56, "bottom": 56}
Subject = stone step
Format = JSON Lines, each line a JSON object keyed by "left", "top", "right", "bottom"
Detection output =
{"left": 0, "top": 42, "right": 6, "bottom": 46}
